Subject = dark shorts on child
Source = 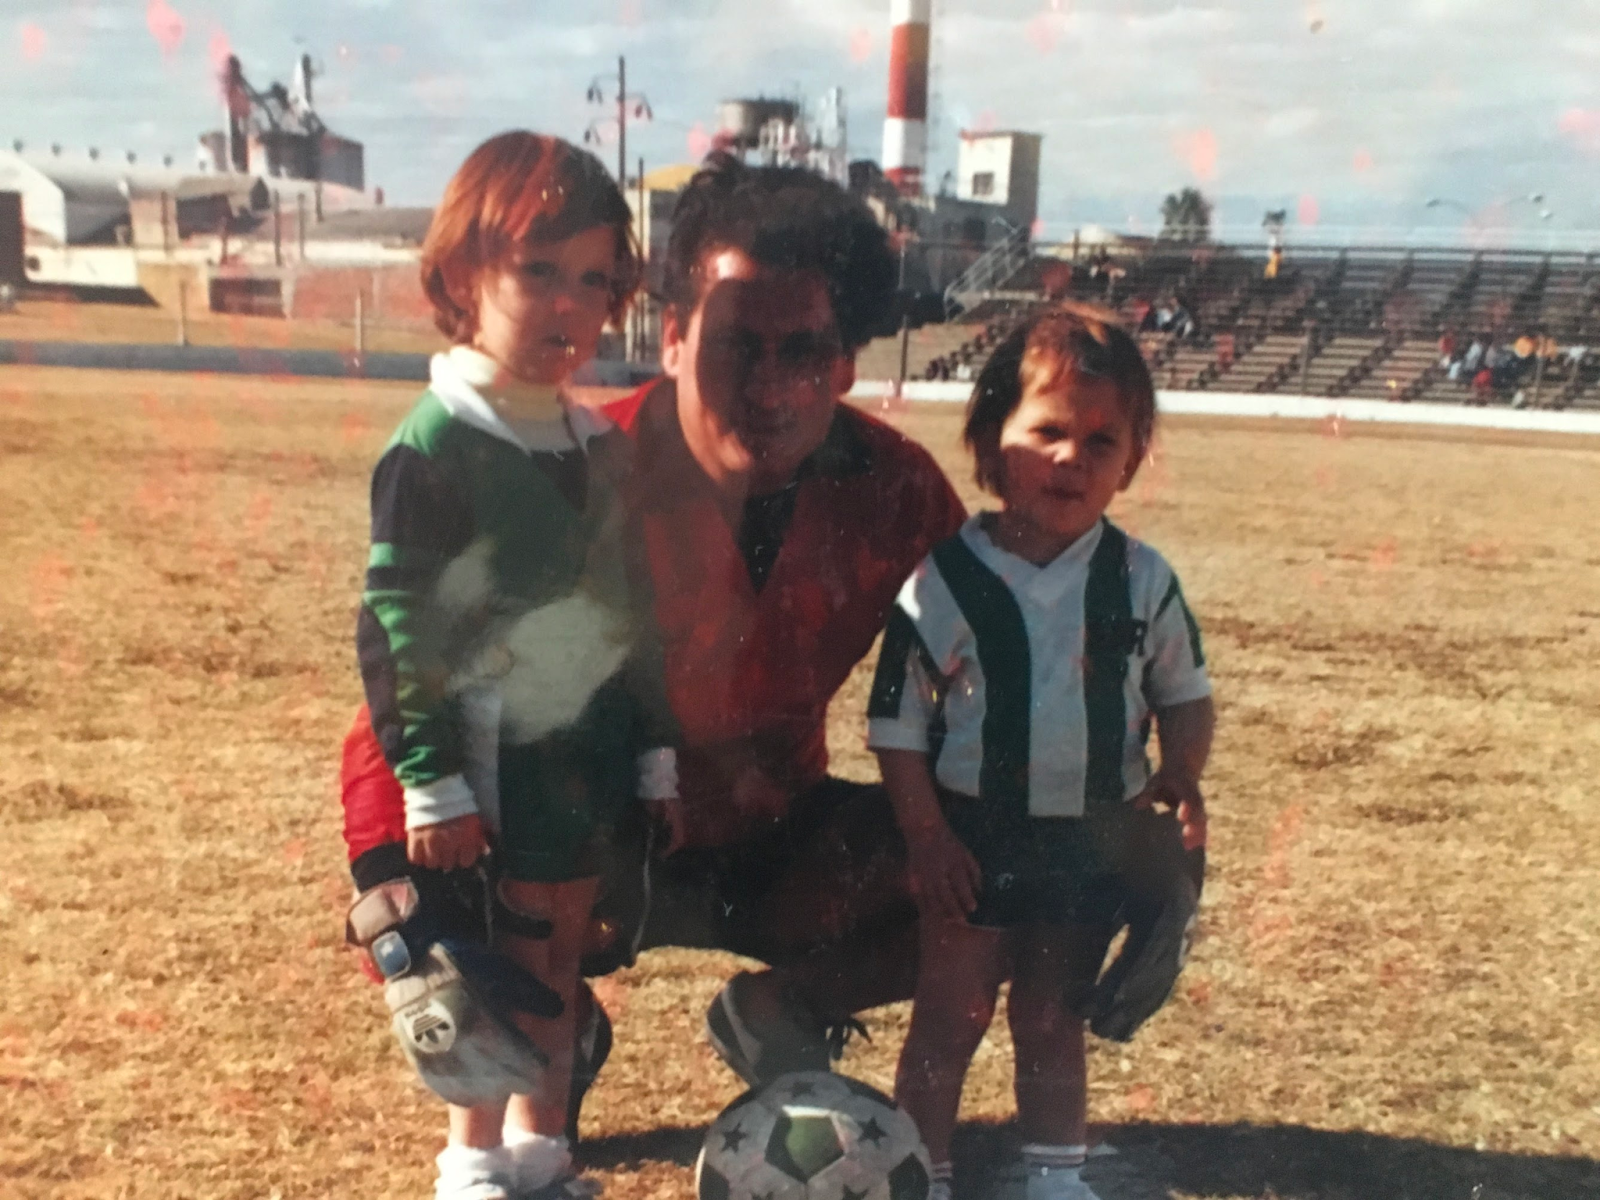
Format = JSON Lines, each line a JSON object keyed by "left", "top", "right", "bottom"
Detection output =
{"left": 940, "top": 790, "right": 1130, "bottom": 929}
{"left": 496, "top": 676, "right": 647, "bottom": 884}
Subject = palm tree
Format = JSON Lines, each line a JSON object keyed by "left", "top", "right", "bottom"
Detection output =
{"left": 1160, "top": 187, "right": 1213, "bottom": 243}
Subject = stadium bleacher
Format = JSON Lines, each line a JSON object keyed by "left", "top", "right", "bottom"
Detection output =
{"left": 861, "top": 243, "right": 1600, "bottom": 409}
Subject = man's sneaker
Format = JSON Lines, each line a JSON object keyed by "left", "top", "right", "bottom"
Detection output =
{"left": 566, "top": 983, "right": 613, "bottom": 1145}
{"left": 434, "top": 1144, "right": 514, "bottom": 1200}
{"left": 705, "top": 972, "right": 831, "bottom": 1087}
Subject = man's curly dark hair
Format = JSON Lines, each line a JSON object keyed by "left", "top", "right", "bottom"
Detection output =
{"left": 660, "top": 153, "right": 899, "bottom": 352}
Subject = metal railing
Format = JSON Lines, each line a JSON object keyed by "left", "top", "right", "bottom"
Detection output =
{"left": 943, "top": 223, "right": 1031, "bottom": 318}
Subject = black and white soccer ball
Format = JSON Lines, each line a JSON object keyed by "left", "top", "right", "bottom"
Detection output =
{"left": 696, "top": 1071, "right": 932, "bottom": 1200}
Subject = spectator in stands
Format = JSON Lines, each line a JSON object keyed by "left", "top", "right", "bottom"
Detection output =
{"left": 1438, "top": 331, "right": 1457, "bottom": 368}
{"left": 1457, "top": 336, "right": 1486, "bottom": 384}
{"left": 1486, "top": 342, "right": 1519, "bottom": 390}
{"left": 1171, "top": 298, "right": 1197, "bottom": 340}
{"left": 1471, "top": 366, "right": 1494, "bottom": 404}
{"left": 1264, "top": 244, "right": 1283, "bottom": 281}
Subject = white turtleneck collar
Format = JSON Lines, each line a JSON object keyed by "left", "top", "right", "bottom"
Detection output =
{"left": 428, "top": 345, "right": 612, "bottom": 454}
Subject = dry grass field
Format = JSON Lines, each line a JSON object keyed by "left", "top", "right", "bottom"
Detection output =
{"left": 3, "top": 366, "right": 1599, "bottom": 1200}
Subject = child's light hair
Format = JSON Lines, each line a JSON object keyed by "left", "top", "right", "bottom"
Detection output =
{"left": 962, "top": 301, "right": 1156, "bottom": 495}
{"left": 420, "top": 131, "right": 641, "bottom": 342}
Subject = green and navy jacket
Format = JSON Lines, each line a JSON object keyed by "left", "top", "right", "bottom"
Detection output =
{"left": 356, "top": 351, "right": 674, "bottom": 831}
{"left": 867, "top": 515, "right": 1209, "bottom": 817}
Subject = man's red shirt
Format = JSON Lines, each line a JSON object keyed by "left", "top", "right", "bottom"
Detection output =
{"left": 342, "top": 379, "right": 965, "bottom": 859}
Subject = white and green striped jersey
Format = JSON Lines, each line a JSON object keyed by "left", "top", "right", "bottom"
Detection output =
{"left": 867, "top": 515, "right": 1210, "bottom": 818}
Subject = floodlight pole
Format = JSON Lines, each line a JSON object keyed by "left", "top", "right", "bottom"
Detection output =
{"left": 1531, "top": 334, "right": 1546, "bottom": 407}
{"left": 586, "top": 57, "right": 650, "bottom": 187}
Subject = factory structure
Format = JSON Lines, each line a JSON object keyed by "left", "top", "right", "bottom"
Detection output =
{"left": 2, "top": 2, "right": 1043, "bottom": 334}
{"left": 0, "top": 50, "right": 426, "bottom": 319}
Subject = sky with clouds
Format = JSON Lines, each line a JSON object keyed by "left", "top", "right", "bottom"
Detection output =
{"left": 4, "top": 0, "right": 1598, "bottom": 242}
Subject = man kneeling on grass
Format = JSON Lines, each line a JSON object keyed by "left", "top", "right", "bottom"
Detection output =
{"left": 340, "top": 153, "right": 967, "bottom": 1129}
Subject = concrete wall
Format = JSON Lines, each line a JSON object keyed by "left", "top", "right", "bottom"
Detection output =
{"left": 284, "top": 264, "right": 431, "bottom": 325}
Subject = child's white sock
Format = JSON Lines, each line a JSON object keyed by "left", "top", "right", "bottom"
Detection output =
{"left": 501, "top": 1129, "right": 573, "bottom": 1193}
{"left": 1020, "top": 1144, "right": 1097, "bottom": 1200}
{"left": 434, "top": 1144, "right": 514, "bottom": 1200}
{"left": 928, "top": 1160, "right": 954, "bottom": 1200}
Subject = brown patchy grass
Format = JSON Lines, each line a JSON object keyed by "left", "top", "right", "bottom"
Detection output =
{"left": 2, "top": 370, "right": 1598, "bottom": 1200}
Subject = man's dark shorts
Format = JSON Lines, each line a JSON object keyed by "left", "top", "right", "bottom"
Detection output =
{"left": 586, "top": 777, "right": 912, "bottom": 973}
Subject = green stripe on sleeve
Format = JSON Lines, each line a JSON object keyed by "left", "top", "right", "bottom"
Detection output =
{"left": 1177, "top": 589, "right": 1206, "bottom": 668}
{"left": 1154, "top": 574, "right": 1182, "bottom": 622}
{"left": 368, "top": 542, "right": 446, "bottom": 571}
{"left": 868, "top": 606, "right": 922, "bottom": 719}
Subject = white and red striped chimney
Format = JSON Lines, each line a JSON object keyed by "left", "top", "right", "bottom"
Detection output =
{"left": 882, "top": 0, "right": 931, "bottom": 197}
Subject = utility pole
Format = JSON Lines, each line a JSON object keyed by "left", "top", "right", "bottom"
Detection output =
{"left": 633, "top": 154, "right": 646, "bottom": 363}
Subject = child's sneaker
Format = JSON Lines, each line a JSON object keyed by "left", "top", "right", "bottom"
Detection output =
{"left": 1022, "top": 1165, "right": 1101, "bottom": 1200}
{"left": 434, "top": 1144, "right": 515, "bottom": 1200}
{"left": 502, "top": 1131, "right": 573, "bottom": 1195}
{"left": 521, "top": 1174, "right": 602, "bottom": 1200}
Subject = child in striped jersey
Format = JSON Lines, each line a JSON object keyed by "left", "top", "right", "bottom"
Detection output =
{"left": 867, "top": 305, "right": 1214, "bottom": 1200}
{"left": 357, "top": 132, "right": 674, "bottom": 1200}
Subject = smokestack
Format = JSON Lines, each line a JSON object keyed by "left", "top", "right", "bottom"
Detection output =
{"left": 223, "top": 55, "right": 250, "bottom": 174}
{"left": 882, "top": 0, "right": 931, "bottom": 197}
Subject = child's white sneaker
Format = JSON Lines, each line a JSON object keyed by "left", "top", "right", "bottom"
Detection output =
{"left": 502, "top": 1131, "right": 573, "bottom": 1195}
{"left": 1023, "top": 1165, "right": 1101, "bottom": 1200}
{"left": 927, "top": 1179, "right": 954, "bottom": 1200}
{"left": 434, "top": 1144, "right": 515, "bottom": 1200}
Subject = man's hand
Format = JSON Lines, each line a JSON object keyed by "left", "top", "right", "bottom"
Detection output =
{"left": 905, "top": 822, "right": 983, "bottom": 923}
{"left": 407, "top": 813, "right": 488, "bottom": 870}
{"left": 1136, "top": 768, "right": 1207, "bottom": 852}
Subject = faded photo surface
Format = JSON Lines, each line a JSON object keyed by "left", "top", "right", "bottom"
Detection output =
{"left": 2, "top": 5, "right": 1597, "bottom": 1200}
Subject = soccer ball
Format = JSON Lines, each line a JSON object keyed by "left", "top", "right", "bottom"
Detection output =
{"left": 696, "top": 1071, "right": 932, "bottom": 1200}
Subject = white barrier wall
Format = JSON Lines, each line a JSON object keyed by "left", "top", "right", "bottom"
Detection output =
{"left": 849, "top": 380, "right": 1600, "bottom": 437}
